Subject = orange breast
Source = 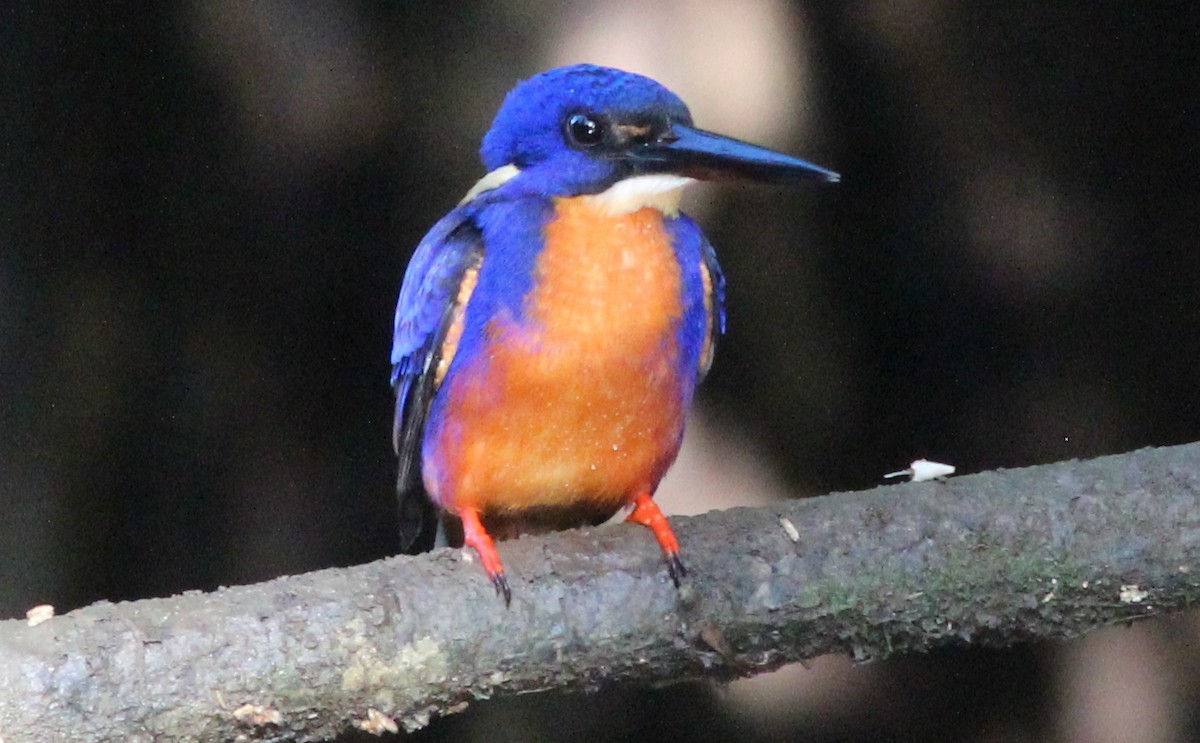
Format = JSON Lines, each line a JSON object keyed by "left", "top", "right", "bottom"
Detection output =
{"left": 431, "top": 197, "right": 688, "bottom": 518}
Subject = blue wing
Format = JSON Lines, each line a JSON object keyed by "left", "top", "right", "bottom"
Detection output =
{"left": 391, "top": 207, "right": 485, "bottom": 551}
{"left": 666, "top": 214, "right": 726, "bottom": 381}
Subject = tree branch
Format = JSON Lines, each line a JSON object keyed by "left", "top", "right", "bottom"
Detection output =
{"left": 3, "top": 443, "right": 1200, "bottom": 742}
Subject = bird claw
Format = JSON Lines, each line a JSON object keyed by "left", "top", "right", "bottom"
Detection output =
{"left": 666, "top": 552, "right": 687, "bottom": 588}
{"left": 460, "top": 508, "right": 512, "bottom": 607}
{"left": 491, "top": 570, "right": 512, "bottom": 606}
{"left": 627, "top": 493, "right": 688, "bottom": 588}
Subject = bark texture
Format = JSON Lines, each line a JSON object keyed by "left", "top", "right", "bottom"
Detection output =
{"left": 2, "top": 443, "right": 1199, "bottom": 742}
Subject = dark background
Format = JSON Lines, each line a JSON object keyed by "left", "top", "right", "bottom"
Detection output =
{"left": 3, "top": 2, "right": 1198, "bottom": 741}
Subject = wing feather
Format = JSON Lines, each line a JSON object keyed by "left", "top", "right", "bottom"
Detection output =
{"left": 391, "top": 211, "right": 485, "bottom": 552}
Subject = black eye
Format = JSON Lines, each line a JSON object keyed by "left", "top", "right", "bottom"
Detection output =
{"left": 566, "top": 112, "right": 605, "bottom": 147}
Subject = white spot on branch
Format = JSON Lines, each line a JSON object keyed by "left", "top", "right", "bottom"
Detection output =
{"left": 885, "top": 459, "right": 956, "bottom": 482}
{"left": 25, "top": 604, "right": 54, "bottom": 627}
{"left": 1119, "top": 584, "right": 1149, "bottom": 604}
{"left": 355, "top": 708, "right": 399, "bottom": 735}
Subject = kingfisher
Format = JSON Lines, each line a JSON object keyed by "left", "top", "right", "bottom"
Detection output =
{"left": 391, "top": 64, "right": 838, "bottom": 604}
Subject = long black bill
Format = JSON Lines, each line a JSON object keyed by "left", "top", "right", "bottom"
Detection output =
{"left": 633, "top": 124, "right": 840, "bottom": 184}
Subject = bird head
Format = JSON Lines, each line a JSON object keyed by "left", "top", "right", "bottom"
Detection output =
{"left": 469, "top": 64, "right": 838, "bottom": 210}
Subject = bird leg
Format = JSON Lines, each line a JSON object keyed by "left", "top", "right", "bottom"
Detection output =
{"left": 625, "top": 492, "right": 686, "bottom": 586}
{"left": 459, "top": 508, "right": 511, "bottom": 605}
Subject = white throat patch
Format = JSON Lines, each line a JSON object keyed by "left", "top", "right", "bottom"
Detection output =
{"left": 581, "top": 174, "right": 694, "bottom": 216}
{"left": 459, "top": 166, "right": 693, "bottom": 216}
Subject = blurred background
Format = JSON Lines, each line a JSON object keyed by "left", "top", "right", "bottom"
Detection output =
{"left": 3, "top": 2, "right": 1199, "bottom": 741}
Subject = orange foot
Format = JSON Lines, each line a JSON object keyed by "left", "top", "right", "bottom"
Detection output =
{"left": 626, "top": 492, "right": 686, "bottom": 587}
{"left": 460, "top": 508, "right": 511, "bottom": 606}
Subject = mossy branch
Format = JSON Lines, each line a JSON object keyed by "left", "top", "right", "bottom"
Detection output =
{"left": 3, "top": 443, "right": 1200, "bottom": 742}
